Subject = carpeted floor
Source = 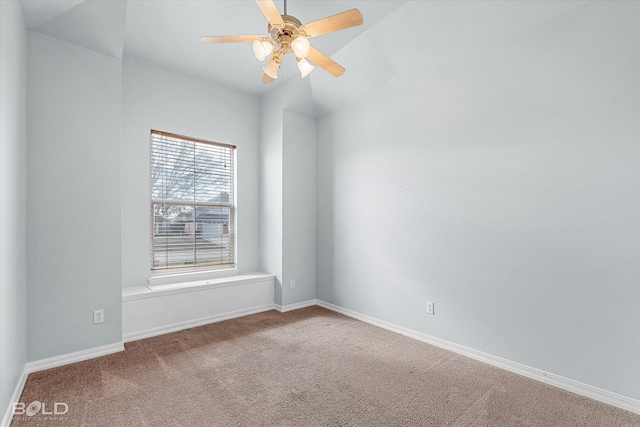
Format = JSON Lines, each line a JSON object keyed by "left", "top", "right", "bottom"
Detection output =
{"left": 12, "top": 306, "right": 640, "bottom": 426}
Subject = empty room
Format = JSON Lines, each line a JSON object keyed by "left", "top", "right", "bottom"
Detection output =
{"left": 1, "top": 0, "right": 639, "bottom": 425}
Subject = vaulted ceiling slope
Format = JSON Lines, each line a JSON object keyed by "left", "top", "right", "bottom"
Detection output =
{"left": 20, "top": 0, "right": 585, "bottom": 116}
{"left": 21, "top": 0, "right": 126, "bottom": 60}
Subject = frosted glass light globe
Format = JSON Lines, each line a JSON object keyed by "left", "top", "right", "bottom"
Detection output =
{"left": 291, "top": 36, "right": 311, "bottom": 58}
{"left": 296, "top": 58, "right": 315, "bottom": 78}
{"left": 253, "top": 40, "right": 274, "bottom": 61}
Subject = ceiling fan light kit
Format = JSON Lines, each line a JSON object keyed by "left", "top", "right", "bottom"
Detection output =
{"left": 252, "top": 40, "right": 274, "bottom": 62}
{"left": 291, "top": 35, "right": 311, "bottom": 58}
{"left": 201, "top": 0, "right": 363, "bottom": 83}
{"left": 296, "top": 57, "right": 315, "bottom": 78}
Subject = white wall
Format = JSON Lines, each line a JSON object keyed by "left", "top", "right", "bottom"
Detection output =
{"left": 121, "top": 56, "right": 261, "bottom": 287}
{"left": 27, "top": 32, "right": 123, "bottom": 361}
{"left": 283, "top": 111, "right": 316, "bottom": 306}
{"left": 316, "top": 1, "right": 640, "bottom": 399}
{"left": 0, "top": 0, "right": 28, "bottom": 417}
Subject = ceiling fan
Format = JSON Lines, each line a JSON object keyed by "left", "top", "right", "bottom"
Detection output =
{"left": 201, "top": 0, "right": 363, "bottom": 83}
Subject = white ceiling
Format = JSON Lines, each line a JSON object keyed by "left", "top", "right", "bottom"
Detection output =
{"left": 19, "top": 0, "right": 585, "bottom": 115}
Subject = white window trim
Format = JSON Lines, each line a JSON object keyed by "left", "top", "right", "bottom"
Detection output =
{"left": 149, "top": 129, "right": 236, "bottom": 273}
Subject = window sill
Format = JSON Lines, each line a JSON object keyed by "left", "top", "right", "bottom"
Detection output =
{"left": 148, "top": 267, "right": 239, "bottom": 287}
{"left": 123, "top": 272, "right": 275, "bottom": 302}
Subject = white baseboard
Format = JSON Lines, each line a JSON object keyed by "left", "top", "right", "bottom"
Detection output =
{"left": 316, "top": 300, "right": 640, "bottom": 416}
{"left": 1, "top": 368, "right": 28, "bottom": 427}
{"left": 25, "top": 342, "right": 124, "bottom": 374}
{"left": 2, "top": 342, "right": 124, "bottom": 427}
{"left": 275, "top": 299, "right": 317, "bottom": 313}
{"left": 123, "top": 304, "right": 275, "bottom": 342}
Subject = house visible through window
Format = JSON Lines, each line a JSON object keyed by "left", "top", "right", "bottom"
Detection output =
{"left": 150, "top": 130, "right": 235, "bottom": 271}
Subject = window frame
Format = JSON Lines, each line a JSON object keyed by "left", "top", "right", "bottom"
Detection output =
{"left": 149, "top": 130, "right": 236, "bottom": 274}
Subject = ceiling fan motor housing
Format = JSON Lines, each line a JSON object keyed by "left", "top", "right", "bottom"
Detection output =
{"left": 268, "top": 14, "right": 305, "bottom": 54}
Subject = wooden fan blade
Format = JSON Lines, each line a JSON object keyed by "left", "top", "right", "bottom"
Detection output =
{"left": 255, "top": 0, "right": 284, "bottom": 27}
{"left": 200, "top": 35, "right": 264, "bottom": 44}
{"left": 307, "top": 47, "right": 345, "bottom": 77}
{"left": 301, "top": 9, "right": 363, "bottom": 38}
{"left": 262, "top": 73, "right": 275, "bottom": 84}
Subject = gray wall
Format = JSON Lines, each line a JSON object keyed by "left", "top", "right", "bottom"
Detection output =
{"left": 259, "top": 82, "right": 285, "bottom": 305}
{"left": 0, "top": 0, "right": 28, "bottom": 416}
{"left": 259, "top": 81, "right": 317, "bottom": 307}
{"left": 27, "top": 32, "right": 123, "bottom": 361}
{"left": 283, "top": 111, "right": 317, "bottom": 306}
{"left": 316, "top": 1, "right": 640, "bottom": 399}
{"left": 121, "top": 56, "right": 261, "bottom": 287}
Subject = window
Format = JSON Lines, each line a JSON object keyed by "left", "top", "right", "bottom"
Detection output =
{"left": 150, "top": 130, "right": 235, "bottom": 272}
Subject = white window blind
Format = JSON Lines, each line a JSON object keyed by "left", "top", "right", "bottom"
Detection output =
{"left": 150, "top": 130, "right": 235, "bottom": 271}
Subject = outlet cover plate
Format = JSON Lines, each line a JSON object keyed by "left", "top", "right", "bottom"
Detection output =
{"left": 426, "top": 302, "right": 434, "bottom": 315}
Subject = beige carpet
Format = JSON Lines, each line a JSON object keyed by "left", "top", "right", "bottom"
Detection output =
{"left": 12, "top": 306, "right": 640, "bottom": 426}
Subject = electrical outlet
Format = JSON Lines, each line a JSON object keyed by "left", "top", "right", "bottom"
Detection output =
{"left": 426, "top": 301, "right": 434, "bottom": 315}
{"left": 93, "top": 309, "right": 104, "bottom": 324}
{"left": 290, "top": 279, "right": 295, "bottom": 289}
